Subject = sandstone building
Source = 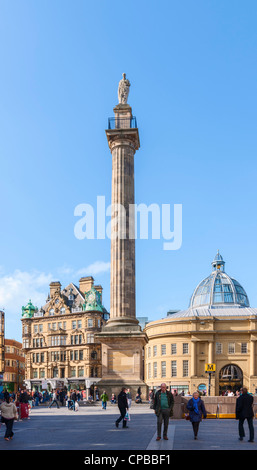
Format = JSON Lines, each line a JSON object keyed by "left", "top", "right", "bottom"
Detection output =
{"left": 145, "top": 252, "right": 257, "bottom": 396}
{"left": 3, "top": 339, "right": 25, "bottom": 392}
{"left": 21, "top": 276, "right": 109, "bottom": 394}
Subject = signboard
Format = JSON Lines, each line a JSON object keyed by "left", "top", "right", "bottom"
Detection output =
{"left": 205, "top": 363, "right": 216, "bottom": 373}
{"left": 41, "top": 380, "right": 48, "bottom": 390}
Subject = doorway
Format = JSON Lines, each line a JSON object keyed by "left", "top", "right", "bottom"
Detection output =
{"left": 219, "top": 364, "right": 243, "bottom": 395}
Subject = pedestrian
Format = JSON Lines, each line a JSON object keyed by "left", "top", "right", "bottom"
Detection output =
{"left": 149, "top": 389, "right": 155, "bottom": 409}
{"left": 236, "top": 387, "right": 254, "bottom": 442}
{"left": 71, "top": 389, "right": 78, "bottom": 411}
{"left": 48, "top": 389, "right": 59, "bottom": 409}
{"left": 95, "top": 387, "right": 99, "bottom": 401}
{"left": 153, "top": 383, "right": 174, "bottom": 441}
{"left": 126, "top": 389, "right": 132, "bottom": 409}
{"left": 115, "top": 387, "right": 129, "bottom": 429}
{"left": 0, "top": 396, "right": 18, "bottom": 441}
{"left": 100, "top": 391, "right": 108, "bottom": 410}
{"left": 186, "top": 391, "right": 207, "bottom": 440}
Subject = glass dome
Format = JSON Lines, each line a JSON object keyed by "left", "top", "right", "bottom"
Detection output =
{"left": 190, "top": 252, "right": 250, "bottom": 308}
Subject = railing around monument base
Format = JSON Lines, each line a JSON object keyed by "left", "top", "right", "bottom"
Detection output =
{"left": 107, "top": 116, "right": 137, "bottom": 130}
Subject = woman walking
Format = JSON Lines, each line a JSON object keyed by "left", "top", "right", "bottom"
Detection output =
{"left": 0, "top": 396, "right": 18, "bottom": 441}
{"left": 186, "top": 391, "right": 207, "bottom": 439}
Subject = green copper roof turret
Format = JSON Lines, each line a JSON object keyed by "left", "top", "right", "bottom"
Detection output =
{"left": 83, "top": 287, "right": 103, "bottom": 313}
{"left": 22, "top": 299, "right": 37, "bottom": 318}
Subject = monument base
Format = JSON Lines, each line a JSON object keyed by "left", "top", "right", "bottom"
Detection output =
{"left": 95, "top": 326, "right": 148, "bottom": 400}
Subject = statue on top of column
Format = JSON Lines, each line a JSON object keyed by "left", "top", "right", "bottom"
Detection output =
{"left": 118, "top": 73, "right": 131, "bottom": 104}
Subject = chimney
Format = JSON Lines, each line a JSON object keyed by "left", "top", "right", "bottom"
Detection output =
{"left": 49, "top": 282, "right": 61, "bottom": 299}
{"left": 79, "top": 276, "right": 94, "bottom": 294}
{"left": 94, "top": 285, "right": 103, "bottom": 303}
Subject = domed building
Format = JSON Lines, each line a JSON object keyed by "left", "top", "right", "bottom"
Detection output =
{"left": 145, "top": 253, "right": 257, "bottom": 396}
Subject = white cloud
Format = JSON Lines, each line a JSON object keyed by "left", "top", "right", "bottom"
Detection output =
{"left": 0, "top": 269, "right": 52, "bottom": 340}
{"left": 76, "top": 261, "right": 110, "bottom": 277}
{"left": 0, "top": 261, "right": 110, "bottom": 340}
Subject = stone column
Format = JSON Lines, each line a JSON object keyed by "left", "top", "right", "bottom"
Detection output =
{"left": 105, "top": 103, "right": 140, "bottom": 329}
{"left": 250, "top": 338, "right": 255, "bottom": 376}
{"left": 95, "top": 77, "right": 148, "bottom": 399}
{"left": 208, "top": 341, "right": 214, "bottom": 364}
{"left": 191, "top": 341, "right": 196, "bottom": 376}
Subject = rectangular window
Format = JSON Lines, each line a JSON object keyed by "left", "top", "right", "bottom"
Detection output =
{"left": 79, "top": 350, "right": 83, "bottom": 360}
{"left": 88, "top": 319, "right": 93, "bottom": 328}
{"left": 183, "top": 360, "right": 189, "bottom": 377}
{"left": 34, "top": 325, "right": 38, "bottom": 333}
{"left": 87, "top": 333, "right": 94, "bottom": 344}
{"left": 216, "top": 342, "right": 223, "bottom": 354}
{"left": 77, "top": 320, "right": 82, "bottom": 329}
{"left": 70, "top": 367, "right": 76, "bottom": 377}
{"left": 183, "top": 343, "right": 189, "bottom": 354}
{"left": 74, "top": 350, "right": 79, "bottom": 361}
{"left": 60, "top": 351, "right": 66, "bottom": 362}
{"left": 228, "top": 343, "right": 235, "bottom": 354}
{"left": 161, "top": 344, "right": 166, "bottom": 356}
{"left": 153, "top": 346, "right": 157, "bottom": 357}
{"left": 171, "top": 360, "right": 177, "bottom": 377}
{"left": 148, "top": 363, "right": 151, "bottom": 379}
{"left": 171, "top": 344, "right": 177, "bottom": 355}
{"left": 161, "top": 361, "right": 166, "bottom": 378}
{"left": 39, "top": 324, "right": 43, "bottom": 333}
{"left": 241, "top": 343, "right": 247, "bottom": 354}
{"left": 33, "top": 369, "right": 38, "bottom": 378}
{"left": 78, "top": 367, "right": 84, "bottom": 377}
{"left": 40, "top": 369, "right": 45, "bottom": 378}
{"left": 153, "top": 362, "right": 157, "bottom": 378}
{"left": 72, "top": 321, "right": 76, "bottom": 330}
{"left": 148, "top": 347, "right": 151, "bottom": 358}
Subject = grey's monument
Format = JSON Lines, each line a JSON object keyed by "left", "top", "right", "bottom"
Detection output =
{"left": 95, "top": 75, "right": 148, "bottom": 398}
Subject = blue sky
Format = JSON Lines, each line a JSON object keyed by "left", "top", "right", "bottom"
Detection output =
{"left": 0, "top": 0, "right": 256, "bottom": 341}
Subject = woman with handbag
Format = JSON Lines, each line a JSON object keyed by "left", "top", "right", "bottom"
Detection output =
{"left": 186, "top": 391, "right": 207, "bottom": 440}
{"left": 0, "top": 396, "right": 18, "bottom": 441}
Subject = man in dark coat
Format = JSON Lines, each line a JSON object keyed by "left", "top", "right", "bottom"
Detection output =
{"left": 236, "top": 387, "right": 254, "bottom": 442}
{"left": 19, "top": 390, "right": 29, "bottom": 404}
{"left": 153, "top": 383, "right": 174, "bottom": 441}
{"left": 115, "top": 387, "right": 129, "bottom": 429}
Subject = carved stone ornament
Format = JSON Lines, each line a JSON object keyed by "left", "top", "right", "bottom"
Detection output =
{"left": 118, "top": 73, "right": 131, "bottom": 104}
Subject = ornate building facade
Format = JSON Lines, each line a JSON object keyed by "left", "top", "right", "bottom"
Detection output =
{"left": 21, "top": 276, "right": 109, "bottom": 394}
{"left": 0, "top": 310, "right": 5, "bottom": 389}
{"left": 145, "top": 253, "right": 257, "bottom": 396}
{"left": 3, "top": 339, "right": 25, "bottom": 392}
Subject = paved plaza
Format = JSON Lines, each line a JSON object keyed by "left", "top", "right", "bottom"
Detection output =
{"left": 0, "top": 402, "right": 257, "bottom": 451}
